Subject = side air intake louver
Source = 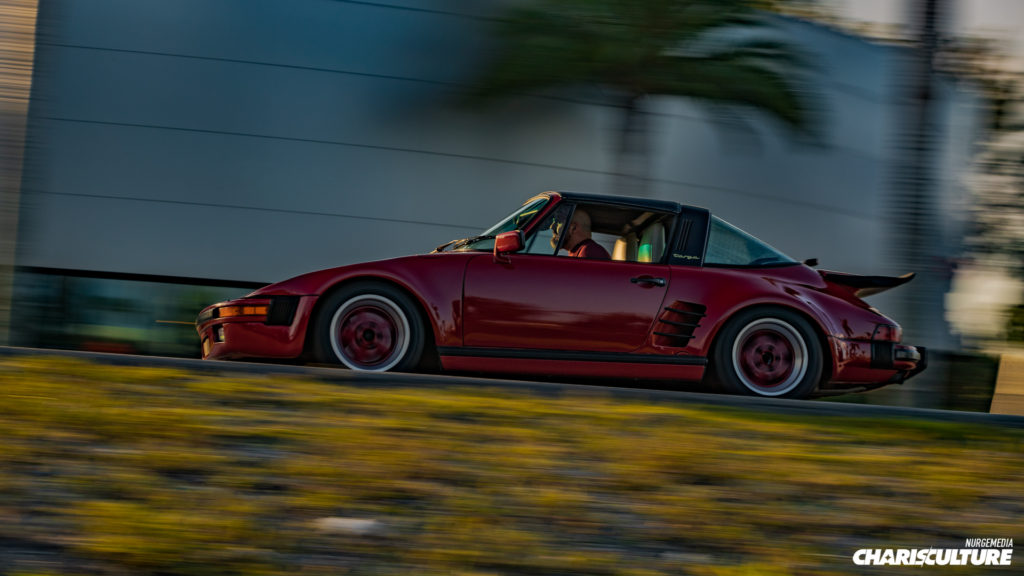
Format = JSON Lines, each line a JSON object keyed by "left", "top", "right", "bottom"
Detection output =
{"left": 653, "top": 301, "right": 706, "bottom": 348}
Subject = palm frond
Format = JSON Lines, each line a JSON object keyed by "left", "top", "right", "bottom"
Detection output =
{"left": 470, "top": 0, "right": 819, "bottom": 142}
{"left": 650, "top": 55, "right": 814, "bottom": 133}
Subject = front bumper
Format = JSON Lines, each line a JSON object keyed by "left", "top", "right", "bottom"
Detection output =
{"left": 196, "top": 295, "right": 317, "bottom": 360}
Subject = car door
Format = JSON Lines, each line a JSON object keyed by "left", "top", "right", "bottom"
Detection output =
{"left": 462, "top": 253, "right": 669, "bottom": 353}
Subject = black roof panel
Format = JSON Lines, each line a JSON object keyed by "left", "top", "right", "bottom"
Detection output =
{"left": 550, "top": 191, "right": 699, "bottom": 214}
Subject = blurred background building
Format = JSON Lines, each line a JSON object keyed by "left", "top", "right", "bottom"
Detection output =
{"left": 0, "top": 0, "right": 37, "bottom": 347}
{"left": 2, "top": 0, "right": 1009, "bottom": 376}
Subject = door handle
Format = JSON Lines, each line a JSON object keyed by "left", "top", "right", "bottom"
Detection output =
{"left": 630, "top": 276, "right": 666, "bottom": 287}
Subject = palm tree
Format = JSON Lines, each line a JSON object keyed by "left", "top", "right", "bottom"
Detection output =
{"left": 471, "top": 0, "right": 815, "bottom": 196}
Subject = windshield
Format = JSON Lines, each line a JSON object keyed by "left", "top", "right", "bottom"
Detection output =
{"left": 704, "top": 216, "right": 797, "bottom": 267}
{"left": 456, "top": 197, "right": 550, "bottom": 251}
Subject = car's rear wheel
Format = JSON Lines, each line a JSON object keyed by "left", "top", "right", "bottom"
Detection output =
{"left": 711, "top": 307, "right": 822, "bottom": 398}
{"left": 312, "top": 283, "right": 425, "bottom": 372}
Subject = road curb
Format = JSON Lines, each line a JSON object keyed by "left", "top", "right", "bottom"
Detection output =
{"left": 990, "top": 352, "right": 1024, "bottom": 416}
{"left": 2, "top": 345, "right": 1024, "bottom": 428}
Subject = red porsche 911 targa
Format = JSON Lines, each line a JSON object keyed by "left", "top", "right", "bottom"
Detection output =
{"left": 197, "top": 191, "right": 926, "bottom": 399}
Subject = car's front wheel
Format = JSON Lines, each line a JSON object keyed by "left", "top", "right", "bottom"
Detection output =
{"left": 312, "top": 283, "right": 425, "bottom": 372}
{"left": 710, "top": 307, "right": 823, "bottom": 399}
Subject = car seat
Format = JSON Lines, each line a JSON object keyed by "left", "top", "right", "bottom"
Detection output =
{"left": 638, "top": 223, "right": 665, "bottom": 263}
{"left": 612, "top": 233, "right": 639, "bottom": 261}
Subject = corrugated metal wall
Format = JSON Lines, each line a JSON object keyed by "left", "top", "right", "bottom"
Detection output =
{"left": 17, "top": 0, "right": 976, "bottom": 295}
{"left": 0, "top": 0, "right": 38, "bottom": 344}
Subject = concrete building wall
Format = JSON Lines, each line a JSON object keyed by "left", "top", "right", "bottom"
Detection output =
{"left": 0, "top": 0, "right": 39, "bottom": 345}
{"left": 16, "top": 0, "right": 980, "bottom": 348}
{"left": 21, "top": 0, "right": 613, "bottom": 282}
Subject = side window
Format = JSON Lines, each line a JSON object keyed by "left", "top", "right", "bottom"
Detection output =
{"left": 548, "top": 203, "right": 616, "bottom": 260}
{"left": 704, "top": 217, "right": 795, "bottom": 267}
{"left": 523, "top": 203, "right": 676, "bottom": 263}
{"left": 705, "top": 218, "right": 751, "bottom": 265}
{"left": 524, "top": 204, "right": 571, "bottom": 255}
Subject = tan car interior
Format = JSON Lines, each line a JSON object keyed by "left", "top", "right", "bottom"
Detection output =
{"left": 610, "top": 220, "right": 667, "bottom": 263}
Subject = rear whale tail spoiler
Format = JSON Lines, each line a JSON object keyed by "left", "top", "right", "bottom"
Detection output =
{"left": 819, "top": 271, "right": 916, "bottom": 298}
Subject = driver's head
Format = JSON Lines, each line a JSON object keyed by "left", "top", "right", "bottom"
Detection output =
{"left": 550, "top": 207, "right": 593, "bottom": 250}
{"left": 566, "top": 208, "right": 592, "bottom": 247}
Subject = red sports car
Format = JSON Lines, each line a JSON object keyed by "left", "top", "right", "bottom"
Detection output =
{"left": 197, "top": 191, "right": 925, "bottom": 399}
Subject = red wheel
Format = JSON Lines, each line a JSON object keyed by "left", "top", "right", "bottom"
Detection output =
{"left": 313, "top": 283, "right": 426, "bottom": 372}
{"left": 731, "top": 318, "right": 807, "bottom": 396}
{"left": 330, "top": 295, "right": 409, "bottom": 371}
{"left": 711, "top": 308, "right": 822, "bottom": 399}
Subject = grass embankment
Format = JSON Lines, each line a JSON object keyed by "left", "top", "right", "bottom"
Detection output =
{"left": 0, "top": 357, "right": 1021, "bottom": 576}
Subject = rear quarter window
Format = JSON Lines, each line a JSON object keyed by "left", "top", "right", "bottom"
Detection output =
{"left": 704, "top": 217, "right": 796, "bottom": 267}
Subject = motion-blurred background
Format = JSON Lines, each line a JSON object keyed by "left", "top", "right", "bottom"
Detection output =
{"left": 1, "top": 0, "right": 1021, "bottom": 407}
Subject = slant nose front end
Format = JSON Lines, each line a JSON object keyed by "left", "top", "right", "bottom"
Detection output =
{"left": 196, "top": 295, "right": 316, "bottom": 360}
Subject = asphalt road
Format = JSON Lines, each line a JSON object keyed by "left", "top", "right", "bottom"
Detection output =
{"left": 3, "top": 345, "right": 1023, "bottom": 429}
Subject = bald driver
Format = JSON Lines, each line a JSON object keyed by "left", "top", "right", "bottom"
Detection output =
{"left": 558, "top": 209, "right": 611, "bottom": 260}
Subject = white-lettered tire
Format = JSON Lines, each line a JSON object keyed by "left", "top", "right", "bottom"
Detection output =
{"left": 312, "top": 283, "right": 426, "bottom": 372}
{"left": 711, "top": 307, "right": 823, "bottom": 398}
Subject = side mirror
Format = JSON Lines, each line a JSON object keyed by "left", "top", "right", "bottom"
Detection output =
{"left": 494, "top": 230, "right": 523, "bottom": 263}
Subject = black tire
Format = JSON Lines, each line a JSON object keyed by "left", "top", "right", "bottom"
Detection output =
{"left": 311, "top": 282, "right": 426, "bottom": 372}
{"left": 710, "top": 307, "right": 823, "bottom": 399}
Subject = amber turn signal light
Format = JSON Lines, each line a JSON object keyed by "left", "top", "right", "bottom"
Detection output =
{"left": 217, "top": 305, "right": 268, "bottom": 318}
